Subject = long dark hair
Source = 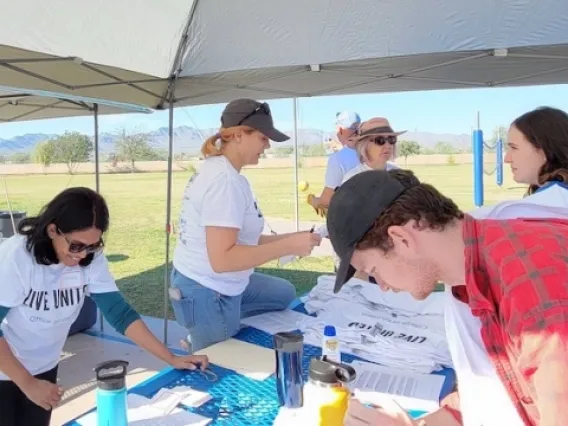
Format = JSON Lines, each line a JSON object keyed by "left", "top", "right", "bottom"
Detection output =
{"left": 512, "top": 106, "right": 568, "bottom": 195}
{"left": 18, "top": 187, "right": 109, "bottom": 266}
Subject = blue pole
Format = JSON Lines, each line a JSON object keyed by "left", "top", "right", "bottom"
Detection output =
{"left": 496, "top": 138, "right": 504, "bottom": 187}
{"left": 473, "top": 129, "right": 484, "bottom": 207}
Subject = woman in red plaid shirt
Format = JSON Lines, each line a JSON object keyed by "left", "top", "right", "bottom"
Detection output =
{"left": 326, "top": 167, "right": 568, "bottom": 426}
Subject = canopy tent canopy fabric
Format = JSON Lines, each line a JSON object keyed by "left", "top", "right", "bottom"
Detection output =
{"left": 1, "top": 0, "right": 568, "bottom": 120}
{"left": 0, "top": 87, "right": 153, "bottom": 123}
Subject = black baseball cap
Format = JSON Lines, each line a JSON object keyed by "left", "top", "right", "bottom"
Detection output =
{"left": 221, "top": 98, "right": 289, "bottom": 142}
{"left": 327, "top": 170, "right": 407, "bottom": 293}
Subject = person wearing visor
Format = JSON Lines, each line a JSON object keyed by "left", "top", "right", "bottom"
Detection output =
{"left": 171, "top": 98, "right": 321, "bottom": 353}
{"left": 327, "top": 169, "right": 568, "bottom": 426}
{"left": 0, "top": 187, "right": 208, "bottom": 426}
{"left": 309, "top": 110, "right": 361, "bottom": 216}
{"left": 342, "top": 117, "right": 402, "bottom": 184}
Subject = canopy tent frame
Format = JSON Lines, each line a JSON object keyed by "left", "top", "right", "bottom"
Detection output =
{"left": 4, "top": 48, "right": 568, "bottom": 107}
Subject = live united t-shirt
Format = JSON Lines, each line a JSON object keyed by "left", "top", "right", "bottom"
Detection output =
{"left": 0, "top": 235, "right": 118, "bottom": 380}
{"left": 172, "top": 156, "right": 265, "bottom": 296}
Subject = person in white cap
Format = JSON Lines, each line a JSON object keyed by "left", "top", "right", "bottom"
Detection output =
{"left": 309, "top": 111, "right": 361, "bottom": 215}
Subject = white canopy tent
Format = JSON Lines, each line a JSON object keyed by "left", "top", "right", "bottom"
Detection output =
{"left": 2, "top": 0, "right": 568, "bottom": 109}
{"left": 2, "top": 0, "right": 568, "bottom": 342}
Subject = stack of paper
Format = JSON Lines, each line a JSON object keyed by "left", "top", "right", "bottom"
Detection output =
{"left": 349, "top": 361, "right": 445, "bottom": 413}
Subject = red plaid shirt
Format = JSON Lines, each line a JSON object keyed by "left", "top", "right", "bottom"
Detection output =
{"left": 452, "top": 215, "right": 568, "bottom": 425}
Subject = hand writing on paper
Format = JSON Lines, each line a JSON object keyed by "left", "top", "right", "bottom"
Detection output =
{"left": 344, "top": 398, "right": 417, "bottom": 426}
{"left": 169, "top": 354, "right": 209, "bottom": 371}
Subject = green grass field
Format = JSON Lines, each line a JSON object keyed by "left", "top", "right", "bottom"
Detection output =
{"left": 0, "top": 164, "right": 525, "bottom": 318}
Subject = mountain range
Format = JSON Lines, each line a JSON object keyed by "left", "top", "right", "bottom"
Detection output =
{"left": 0, "top": 126, "right": 472, "bottom": 155}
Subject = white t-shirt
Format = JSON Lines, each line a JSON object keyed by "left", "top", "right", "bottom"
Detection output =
{"left": 468, "top": 182, "right": 568, "bottom": 220}
{"left": 342, "top": 161, "right": 400, "bottom": 184}
{"left": 300, "top": 276, "right": 452, "bottom": 373}
{"left": 324, "top": 147, "right": 360, "bottom": 189}
{"left": 173, "top": 156, "right": 265, "bottom": 296}
{"left": 0, "top": 235, "right": 118, "bottom": 380}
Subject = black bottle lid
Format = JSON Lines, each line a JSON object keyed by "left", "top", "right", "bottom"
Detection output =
{"left": 273, "top": 332, "right": 304, "bottom": 353}
{"left": 94, "top": 360, "right": 129, "bottom": 391}
{"left": 308, "top": 356, "right": 357, "bottom": 384}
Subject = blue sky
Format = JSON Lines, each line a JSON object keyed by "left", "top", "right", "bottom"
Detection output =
{"left": 3, "top": 84, "right": 568, "bottom": 139}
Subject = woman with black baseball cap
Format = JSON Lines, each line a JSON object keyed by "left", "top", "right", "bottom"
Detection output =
{"left": 171, "top": 98, "right": 321, "bottom": 353}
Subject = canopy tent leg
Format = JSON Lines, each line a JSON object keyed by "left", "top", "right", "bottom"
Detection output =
{"left": 293, "top": 98, "right": 300, "bottom": 231}
{"left": 92, "top": 104, "right": 105, "bottom": 333}
{"left": 163, "top": 100, "right": 174, "bottom": 345}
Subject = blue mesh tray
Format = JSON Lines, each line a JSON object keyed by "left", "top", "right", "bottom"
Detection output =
{"left": 131, "top": 363, "right": 281, "bottom": 425}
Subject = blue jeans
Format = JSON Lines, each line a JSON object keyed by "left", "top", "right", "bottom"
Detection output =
{"left": 170, "top": 269, "right": 297, "bottom": 353}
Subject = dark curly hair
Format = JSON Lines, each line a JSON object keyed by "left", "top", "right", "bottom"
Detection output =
{"left": 512, "top": 106, "right": 568, "bottom": 195}
{"left": 357, "top": 169, "right": 464, "bottom": 253}
{"left": 17, "top": 187, "right": 109, "bottom": 266}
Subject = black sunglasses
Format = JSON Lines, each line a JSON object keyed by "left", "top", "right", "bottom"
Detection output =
{"left": 57, "top": 229, "right": 104, "bottom": 254}
{"left": 371, "top": 135, "right": 397, "bottom": 146}
{"left": 238, "top": 102, "right": 271, "bottom": 126}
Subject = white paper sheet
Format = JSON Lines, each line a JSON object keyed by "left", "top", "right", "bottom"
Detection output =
{"left": 350, "top": 361, "right": 445, "bottom": 413}
{"left": 150, "top": 388, "right": 185, "bottom": 415}
{"left": 76, "top": 393, "right": 212, "bottom": 425}
{"left": 240, "top": 309, "right": 317, "bottom": 334}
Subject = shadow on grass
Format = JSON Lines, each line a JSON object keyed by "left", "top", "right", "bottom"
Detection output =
{"left": 116, "top": 262, "right": 333, "bottom": 319}
{"left": 106, "top": 253, "right": 130, "bottom": 263}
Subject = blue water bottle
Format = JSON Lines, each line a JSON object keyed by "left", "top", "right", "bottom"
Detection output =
{"left": 94, "top": 360, "right": 129, "bottom": 426}
{"left": 273, "top": 332, "right": 304, "bottom": 408}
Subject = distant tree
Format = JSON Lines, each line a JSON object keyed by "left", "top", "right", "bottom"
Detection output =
{"left": 273, "top": 146, "right": 294, "bottom": 157}
{"left": 488, "top": 125, "right": 508, "bottom": 151}
{"left": 398, "top": 140, "right": 421, "bottom": 164}
{"left": 114, "top": 129, "right": 155, "bottom": 170}
{"left": 433, "top": 141, "right": 457, "bottom": 155}
{"left": 50, "top": 131, "right": 93, "bottom": 174}
{"left": 0, "top": 154, "right": 7, "bottom": 164}
{"left": 106, "top": 152, "right": 119, "bottom": 167}
{"left": 33, "top": 140, "right": 56, "bottom": 172}
{"left": 301, "top": 144, "right": 327, "bottom": 157}
{"left": 9, "top": 152, "right": 31, "bottom": 164}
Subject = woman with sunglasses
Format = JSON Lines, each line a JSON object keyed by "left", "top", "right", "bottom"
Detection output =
{"left": 341, "top": 117, "right": 404, "bottom": 184}
{"left": 171, "top": 98, "right": 321, "bottom": 354}
{"left": 0, "top": 187, "right": 208, "bottom": 426}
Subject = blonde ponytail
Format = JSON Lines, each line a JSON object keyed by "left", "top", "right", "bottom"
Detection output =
{"left": 201, "top": 132, "right": 223, "bottom": 157}
{"left": 200, "top": 126, "right": 257, "bottom": 158}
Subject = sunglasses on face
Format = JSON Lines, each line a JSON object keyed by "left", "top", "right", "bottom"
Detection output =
{"left": 238, "top": 102, "right": 271, "bottom": 126}
{"left": 57, "top": 229, "right": 104, "bottom": 254}
{"left": 370, "top": 135, "right": 397, "bottom": 146}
